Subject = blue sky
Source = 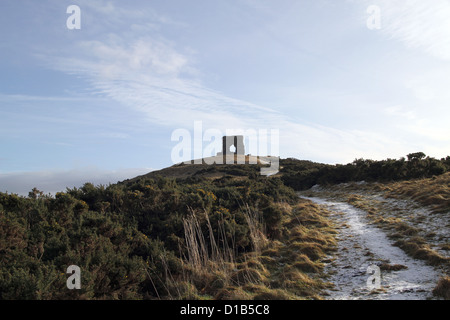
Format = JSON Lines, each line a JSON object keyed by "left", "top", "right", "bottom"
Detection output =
{"left": 1, "top": 0, "right": 450, "bottom": 195}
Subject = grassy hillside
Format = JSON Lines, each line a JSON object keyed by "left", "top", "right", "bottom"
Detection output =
{"left": 1, "top": 152, "right": 448, "bottom": 300}
{"left": 0, "top": 162, "right": 336, "bottom": 300}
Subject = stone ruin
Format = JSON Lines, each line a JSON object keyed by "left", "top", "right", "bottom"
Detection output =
{"left": 216, "top": 135, "right": 246, "bottom": 164}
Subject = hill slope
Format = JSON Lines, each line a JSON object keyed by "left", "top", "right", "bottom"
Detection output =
{"left": 0, "top": 153, "right": 449, "bottom": 300}
{"left": 0, "top": 158, "right": 336, "bottom": 300}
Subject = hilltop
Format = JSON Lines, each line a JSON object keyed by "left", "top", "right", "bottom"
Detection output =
{"left": 123, "top": 155, "right": 276, "bottom": 182}
{"left": 124, "top": 152, "right": 450, "bottom": 190}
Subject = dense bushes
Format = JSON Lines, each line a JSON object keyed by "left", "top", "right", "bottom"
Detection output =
{"left": 281, "top": 153, "right": 450, "bottom": 190}
{"left": 0, "top": 172, "right": 297, "bottom": 299}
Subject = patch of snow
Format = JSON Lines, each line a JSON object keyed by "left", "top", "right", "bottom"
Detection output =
{"left": 303, "top": 196, "right": 443, "bottom": 300}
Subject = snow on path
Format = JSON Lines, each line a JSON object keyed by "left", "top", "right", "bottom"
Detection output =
{"left": 303, "top": 196, "right": 441, "bottom": 300}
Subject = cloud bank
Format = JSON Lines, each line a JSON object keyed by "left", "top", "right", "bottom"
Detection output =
{"left": 0, "top": 167, "right": 152, "bottom": 196}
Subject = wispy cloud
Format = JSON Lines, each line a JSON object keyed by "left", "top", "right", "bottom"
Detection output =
{"left": 35, "top": 1, "right": 449, "bottom": 164}
{"left": 38, "top": 3, "right": 387, "bottom": 161}
{"left": 364, "top": 0, "right": 450, "bottom": 61}
{"left": 48, "top": 34, "right": 283, "bottom": 131}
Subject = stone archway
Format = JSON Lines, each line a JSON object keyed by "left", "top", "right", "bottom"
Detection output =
{"left": 222, "top": 135, "right": 245, "bottom": 156}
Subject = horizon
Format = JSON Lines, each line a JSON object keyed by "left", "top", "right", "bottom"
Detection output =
{"left": 1, "top": 0, "right": 450, "bottom": 195}
{"left": 1, "top": 150, "right": 447, "bottom": 197}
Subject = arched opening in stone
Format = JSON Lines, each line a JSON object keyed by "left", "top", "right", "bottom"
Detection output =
{"left": 222, "top": 135, "right": 244, "bottom": 156}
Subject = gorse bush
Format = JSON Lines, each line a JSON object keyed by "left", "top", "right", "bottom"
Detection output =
{"left": 281, "top": 153, "right": 450, "bottom": 190}
{"left": 0, "top": 172, "right": 298, "bottom": 299}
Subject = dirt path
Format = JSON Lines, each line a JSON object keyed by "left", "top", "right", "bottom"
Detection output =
{"left": 303, "top": 196, "right": 442, "bottom": 300}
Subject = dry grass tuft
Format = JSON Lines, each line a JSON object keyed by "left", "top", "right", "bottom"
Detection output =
{"left": 242, "top": 204, "right": 269, "bottom": 254}
{"left": 394, "top": 222, "right": 420, "bottom": 236}
{"left": 288, "top": 242, "right": 325, "bottom": 261}
{"left": 394, "top": 239, "right": 449, "bottom": 266}
{"left": 243, "top": 284, "right": 295, "bottom": 300}
{"left": 432, "top": 276, "right": 450, "bottom": 300}
{"left": 230, "top": 268, "right": 267, "bottom": 285}
{"left": 252, "top": 288, "right": 293, "bottom": 300}
{"left": 290, "top": 201, "right": 333, "bottom": 228}
{"left": 288, "top": 225, "right": 336, "bottom": 247}
{"left": 379, "top": 263, "right": 408, "bottom": 271}
{"left": 290, "top": 257, "right": 322, "bottom": 274}
{"left": 385, "top": 173, "right": 450, "bottom": 213}
{"left": 214, "top": 286, "right": 253, "bottom": 300}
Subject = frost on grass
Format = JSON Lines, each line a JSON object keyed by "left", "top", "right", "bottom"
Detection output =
{"left": 302, "top": 196, "right": 445, "bottom": 300}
